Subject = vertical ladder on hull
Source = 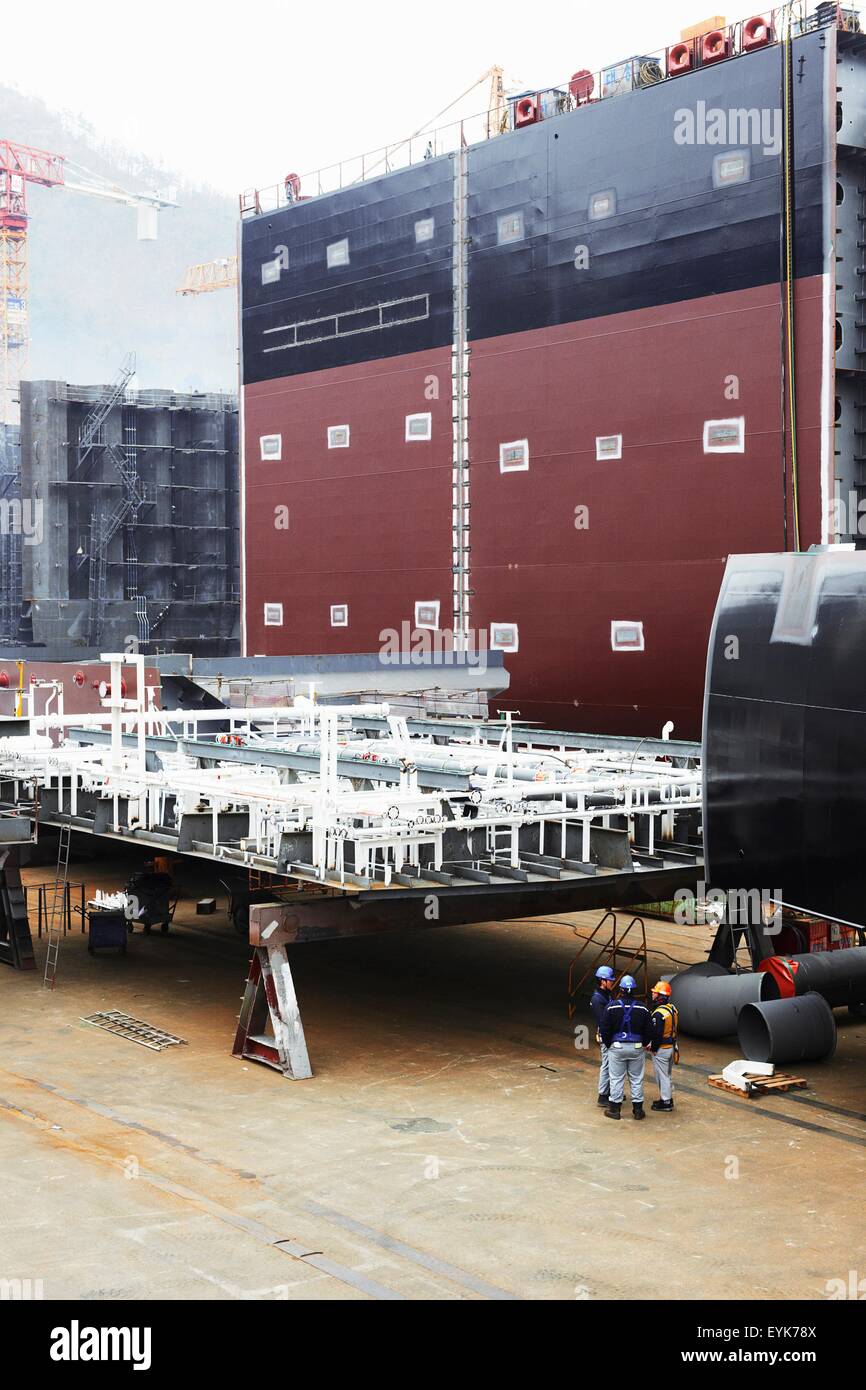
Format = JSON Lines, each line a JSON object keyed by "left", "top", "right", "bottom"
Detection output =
{"left": 42, "top": 825, "right": 71, "bottom": 991}
{"left": 451, "top": 143, "right": 472, "bottom": 646}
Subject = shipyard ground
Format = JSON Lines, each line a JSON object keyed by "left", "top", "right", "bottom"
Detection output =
{"left": 1, "top": 854, "right": 863, "bottom": 1303}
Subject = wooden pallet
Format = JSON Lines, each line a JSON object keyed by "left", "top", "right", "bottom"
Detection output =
{"left": 708, "top": 1072, "right": 808, "bottom": 1098}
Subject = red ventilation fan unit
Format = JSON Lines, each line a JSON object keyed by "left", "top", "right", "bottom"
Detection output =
{"left": 743, "top": 14, "right": 774, "bottom": 50}
{"left": 569, "top": 70, "right": 595, "bottom": 105}
{"left": 667, "top": 41, "right": 694, "bottom": 75}
{"left": 514, "top": 94, "right": 542, "bottom": 127}
{"left": 701, "top": 28, "right": 732, "bottom": 64}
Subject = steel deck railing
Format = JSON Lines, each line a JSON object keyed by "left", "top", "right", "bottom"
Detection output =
{"left": 238, "top": 1, "right": 842, "bottom": 218}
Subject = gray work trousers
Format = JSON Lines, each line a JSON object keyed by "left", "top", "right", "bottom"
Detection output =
{"left": 607, "top": 1042, "right": 646, "bottom": 1104}
{"left": 598, "top": 1042, "right": 610, "bottom": 1097}
{"left": 652, "top": 1046, "right": 675, "bottom": 1102}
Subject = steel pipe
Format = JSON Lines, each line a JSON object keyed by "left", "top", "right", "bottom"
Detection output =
{"left": 670, "top": 963, "right": 771, "bottom": 1038}
{"left": 761, "top": 947, "right": 866, "bottom": 1008}
{"left": 737, "top": 992, "right": 837, "bottom": 1065}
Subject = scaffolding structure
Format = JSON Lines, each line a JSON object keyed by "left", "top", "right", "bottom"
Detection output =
{"left": 0, "top": 422, "right": 21, "bottom": 639}
{"left": 19, "top": 375, "right": 239, "bottom": 654}
{"left": 68, "top": 355, "right": 146, "bottom": 647}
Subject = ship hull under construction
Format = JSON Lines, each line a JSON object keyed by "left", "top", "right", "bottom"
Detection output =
{"left": 240, "top": 16, "right": 861, "bottom": 738}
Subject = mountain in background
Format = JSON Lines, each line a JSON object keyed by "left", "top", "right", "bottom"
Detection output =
{"left": 3, "top": 86, "right": 237, "bottom": 393}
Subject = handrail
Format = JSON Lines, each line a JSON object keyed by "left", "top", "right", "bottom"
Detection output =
{"left": 567, "top": 908, "right": 650, "bottom": 1016}
{"left": 239, "top": 2, "right": 825, "bottom": 217}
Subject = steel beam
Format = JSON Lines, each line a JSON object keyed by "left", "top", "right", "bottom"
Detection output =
{"left": 349, "top": 714, "right": 700, "bottom": 760}
{"left": 67, "top": 726, "right": 473, "bottom": 791}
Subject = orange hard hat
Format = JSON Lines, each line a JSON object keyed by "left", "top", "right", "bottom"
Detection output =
{"left": 652, "top": 980, "right": 672, "bottom": 997}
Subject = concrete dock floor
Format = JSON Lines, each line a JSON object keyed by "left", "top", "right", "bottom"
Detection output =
{"left": 1, "top": 852, "right": 864, "bottom": 1302}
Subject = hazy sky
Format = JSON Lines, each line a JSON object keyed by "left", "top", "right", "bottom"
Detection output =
{"left": 7, "top": 0, "right": 747, "bottom": 195}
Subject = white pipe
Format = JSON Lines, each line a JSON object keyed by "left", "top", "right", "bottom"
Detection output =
{"left": 21, "top": 702, "right": 392, "bottom": 734}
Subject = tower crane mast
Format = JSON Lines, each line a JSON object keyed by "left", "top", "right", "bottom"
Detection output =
{"left": 0, "top": 138, "right": 176, "bottom": 423}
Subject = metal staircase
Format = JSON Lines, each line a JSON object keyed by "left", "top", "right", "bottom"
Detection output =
{"left": 65, "top": 353, "right": 150, "bottom": 648}
{"left": 85, "top": 427, "right": 147, "bottom": 648}
{"left": 75, "top": 352, "right": 135, "bottom": 471}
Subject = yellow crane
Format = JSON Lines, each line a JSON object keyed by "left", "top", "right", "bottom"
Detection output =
{"left": 0, "top": 140, "right": 176, "bottom": 423}
{"left": 485, "top": 65, "right": 508, "bottom": 138}
{"left": 177, "top": 255, "right": 238, "bottom": 295}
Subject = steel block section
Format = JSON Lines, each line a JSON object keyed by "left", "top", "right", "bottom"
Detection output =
{"left": 241, "top": 156, "right": 454, "bottom": 384}
{"left": 177, "top": 811, "right": 251, "bottom": 852}
{"left": 248, "top": 860, "right": 702, "bottom": 944}
{"left": 833, "top": 373, "right": 866, "bottom": 537}
{"left": 834, "top": 154, "right": 865, "bottom": 373}
{"left": 243, "top": 275, "right": 828, "bottom": 738}
{"left": 241, "top": 31, "right": 829, "bottom": 381}
{"left": 0, "top": 815, "right": 31, "bottom": 842}
{"left": 248, "top": 897, "right": 448, "bottom": 947}
{"left": 0, "top": 846, "right": 34, "bottom": 970}
{"left": 837, "top": 36, "right": 866, "bottom": 151}
{"left": 703, "top": 549, "right": 866, "bottom": 927}
{"left": 94, "top": 798, "right": 127, "bottom": 834}
{"left": 240, "top": 26, "right": 834, "bottom": 739}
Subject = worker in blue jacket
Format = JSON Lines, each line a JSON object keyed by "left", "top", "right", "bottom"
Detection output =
{"left": 590, "top": 965, "right": 617, "bottom": 1106}
{"left": 599, "top": 975, "right": 653, "bottom": 1121}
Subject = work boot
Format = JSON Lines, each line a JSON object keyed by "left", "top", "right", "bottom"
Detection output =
{"left": 651, "top": 1099, "right": 674, "bottom": 1112}
{"left": 632, "top": 1102, "right": 646, "bottom": 1121}
{"left": 597, "top": 1092, "right": 609, "bottom": 1106}
{"left": 604, "top": 1101, "right": 621, "bottom": 1120}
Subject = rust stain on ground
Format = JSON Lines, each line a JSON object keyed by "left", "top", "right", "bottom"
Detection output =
{"left": 1, "top": 852, "right": 865, "bottom": 1300}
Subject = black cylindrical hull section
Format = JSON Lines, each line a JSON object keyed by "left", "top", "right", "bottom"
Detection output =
{"left": 671, "top": 963, "right": 770, "bottom": 1038}
{"left": 703, "top": 552, "right": 866, "bottom": 928}
{"left": 762, "top": 947, "right": 866, "bottom": 1007}
{"left": 737, "top": 992, "right": 837, "bottom": 1064}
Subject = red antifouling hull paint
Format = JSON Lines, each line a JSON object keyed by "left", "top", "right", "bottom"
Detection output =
{"left": 243, "top": 279, "right": 827, "bottom": 738}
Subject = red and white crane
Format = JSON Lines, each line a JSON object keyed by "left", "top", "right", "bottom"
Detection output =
{"left": 0, "top": 139, "right": 176, "bottom": 423}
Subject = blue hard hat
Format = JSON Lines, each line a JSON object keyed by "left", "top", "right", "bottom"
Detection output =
{"left": 619, "top": 974, "right": 637, "bottom": 992}
{"left": 595, "top": 965, "right": 616, "bottom": 982}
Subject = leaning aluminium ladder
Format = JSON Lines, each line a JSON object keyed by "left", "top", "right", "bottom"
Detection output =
{"left": 42, "top": 825, "right": 71, "bottom": 990}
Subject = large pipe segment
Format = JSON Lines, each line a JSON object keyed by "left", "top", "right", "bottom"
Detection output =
{"left": 670, "top": 962, "right": 771, "bottom": 1037}
{"left": 759, "top": 947, "right": 866, "bottom": 1009}
{"left": 737, "top": 993, "right": 837, "bottom": 1064}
